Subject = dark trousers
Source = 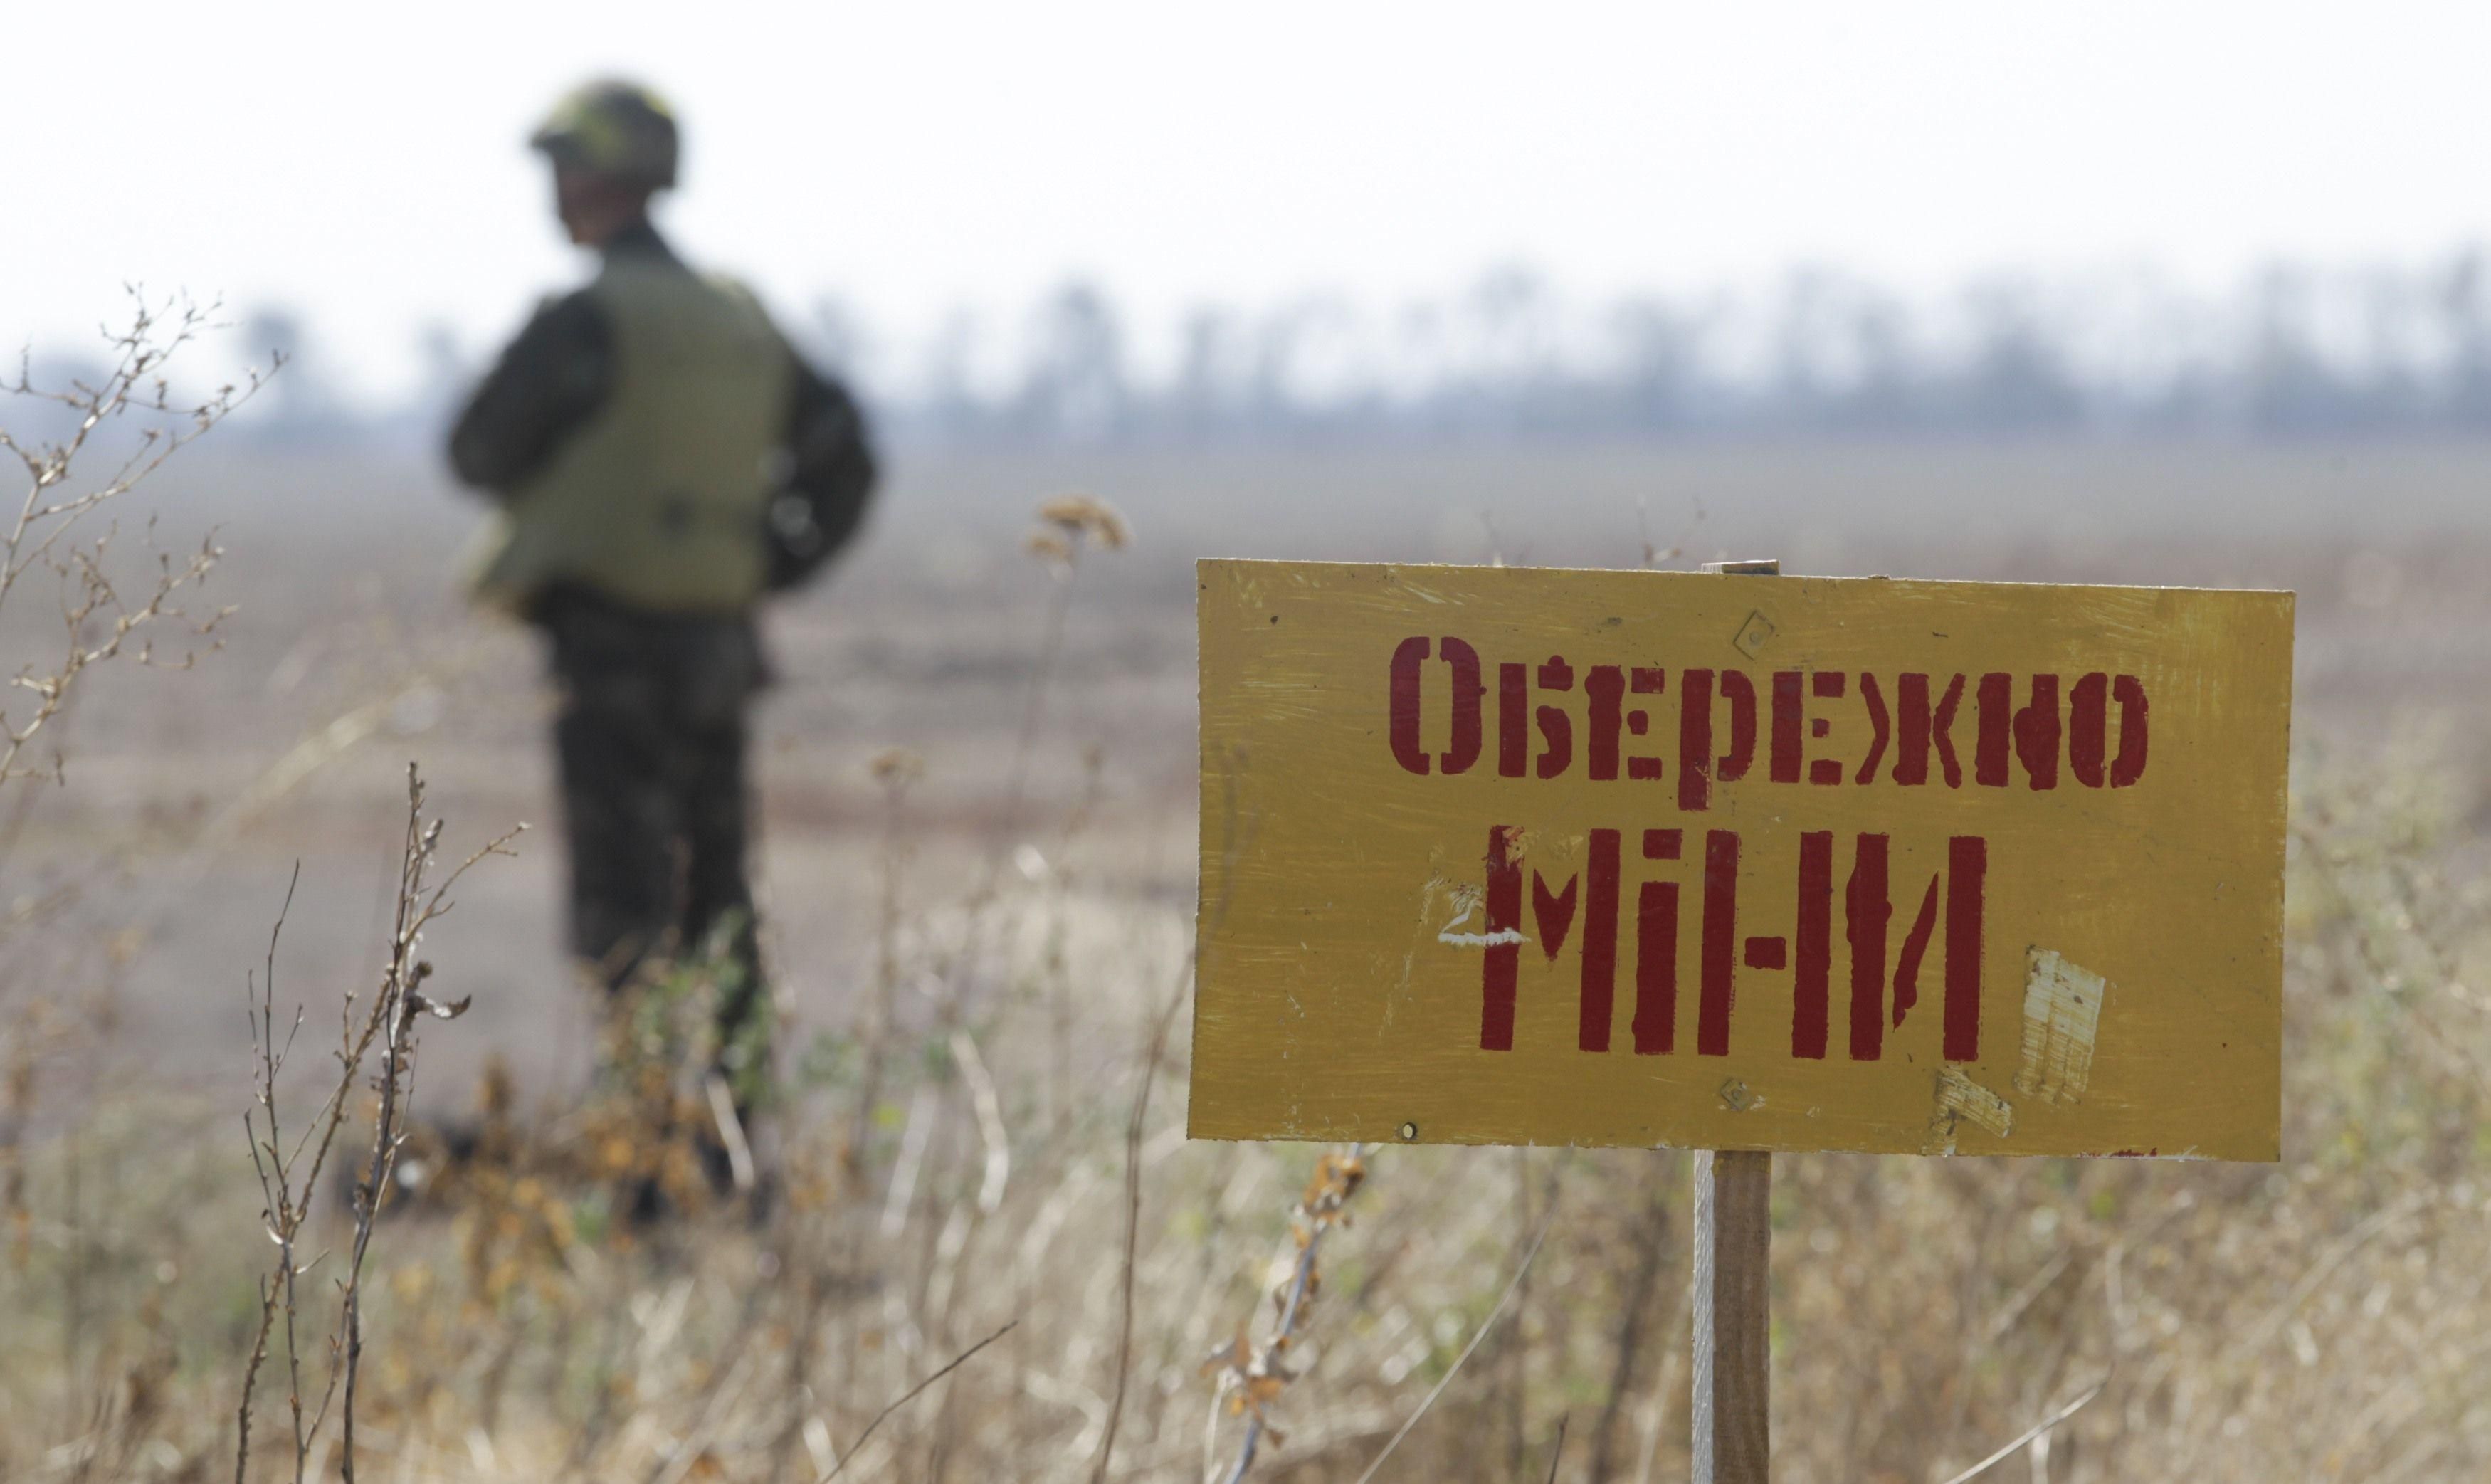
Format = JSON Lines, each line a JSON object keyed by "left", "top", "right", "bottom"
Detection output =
{"left": 544, "top": 589, "right": 769, "bottom": 1064}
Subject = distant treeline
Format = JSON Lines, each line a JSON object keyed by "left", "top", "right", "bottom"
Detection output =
{"left": 878, "top": 256, "right": 2491, "bottom": 445}
{"left": 33, "top": 256, "right": 2491, "bottom": 449}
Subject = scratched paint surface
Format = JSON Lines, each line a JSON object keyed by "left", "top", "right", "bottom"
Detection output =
{"left": 1191, "top": 561, "right": 2292, "bottom": 1159}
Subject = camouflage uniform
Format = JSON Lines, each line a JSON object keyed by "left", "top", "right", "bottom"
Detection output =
{"left": 542, "top": 588, "right": 767, "bottom": 1004}
{"left": 448, "top": 85, "right": 875, "bottom": 1090}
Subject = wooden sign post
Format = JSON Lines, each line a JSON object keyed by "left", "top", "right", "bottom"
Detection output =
{"left": 1189, "top": 558, "right": 2293, "bottom": 1470}
{"left": 1693, "top": 1147, "right": 1771, "bottom": 1482}
{"left": 1691, "top": 557, "right": 1779, "bottom": 1484}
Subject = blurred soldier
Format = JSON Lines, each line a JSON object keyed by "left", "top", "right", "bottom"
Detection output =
{"left": 448, "top": 80, "right": 876, "bottom": 1166}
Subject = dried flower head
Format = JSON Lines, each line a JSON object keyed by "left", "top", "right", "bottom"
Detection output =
{"left": 1023, "top": 529, "right": 1075, "bottom": 566}
{"left": 1034, "top": 493, "right": 1131, "bottom": 552}
{"left": 868, "top": 747, "right": 925, "bottom": 791}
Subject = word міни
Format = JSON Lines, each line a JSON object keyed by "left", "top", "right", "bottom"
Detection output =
{"left": 1470, "top": 825, "right": 1985, "bottom": 1065}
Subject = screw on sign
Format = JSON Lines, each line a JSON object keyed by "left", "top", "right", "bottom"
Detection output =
{"left": 1189, "top": 557, "right": 2292, "bottom": 1480}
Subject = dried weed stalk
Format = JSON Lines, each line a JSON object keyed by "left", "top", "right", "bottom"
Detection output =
{"left": 821, "top": 1318, "right": 1018, "bottom": 1480}
{"left": 991, "top": 493, "right": 1128, "bottom": 895}
{"left": 233, "top": 764, "right": 520, "bottom": 1484}
{"left": 1202, "top": 1147, "right": 1369, "bottom": 1482}
{"left": 1352, "top": 1188, "right": 1562, "bottom": 1484}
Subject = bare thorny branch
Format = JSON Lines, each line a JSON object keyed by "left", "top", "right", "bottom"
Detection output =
{"left": 1203, "top": 1148, "right": 1371, "bottom": 1484}
{"left": 231, "top": 764, "right": 521, "bottom": 1484}
{"left": 0, "top": 290, "right": 268, "bottom": 789}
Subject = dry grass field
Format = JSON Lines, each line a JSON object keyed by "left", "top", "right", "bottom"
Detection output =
{"left": 0, "top": 420, "right": 2486, "bottom": 1481}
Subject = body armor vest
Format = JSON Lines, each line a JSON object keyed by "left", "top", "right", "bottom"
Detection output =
{"left": 469, "top": 256, "right": 793, "bottom": 615}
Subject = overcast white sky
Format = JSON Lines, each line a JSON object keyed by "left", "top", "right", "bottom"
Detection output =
{"left": 10, "top": 1, "right": 2490, "bottom": 400}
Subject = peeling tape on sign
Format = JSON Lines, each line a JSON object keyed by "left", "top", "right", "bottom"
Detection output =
{"left": 2016, "top": 949, "right": 2107, "bottom": 1107}
{"left": 1926, "top": 1066, "right": 2016, "bottom": 1154}
{"left": 1190, "top": 561, "right": 2290, "bottom": 1160}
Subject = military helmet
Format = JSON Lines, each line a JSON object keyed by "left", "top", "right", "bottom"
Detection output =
{"left": 530, "top": 80, "right": 680, "bottom": 189}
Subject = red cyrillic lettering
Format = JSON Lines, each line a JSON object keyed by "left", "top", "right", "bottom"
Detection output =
{"left": 1846, "top": 833, "right": 1891, "bottom": 1061}
{"left": 1579, "top": 829, "right": 1621, "bottom": 1051}
{"left": 1893, "top": 673, "right": 1932, "bottom": 785}
{"left": 2110, "top": 675, "right": 2149, "bottom": 786}
{"left": 1697, "top": 829, "right": 1739, "bottom": 1056}
{"left": 1532, "top": 870, "right": 1577, "bottom": 962}
{"left": 2013, "top": 675, "right": 2062, "bottom": 790}
{"left": 1498, "top": 663, "right": 1528, "bottom": 777}
{"left": 1584, "top": 665, "right": 1625, "bottom": 781}
{"left": 1718, "top": 670, "right": 1757, "bottom": 782}
{"left": 1628, "top": 668, "right": 1666, "bottom": 781}
{"left": 1791, "top": 831, "right": 1833, "bottom": 1059}
{"left": 1481, "top": 826, "right": 1522, "bottom": 1051}
{"left": 1771, "top": 670, "right": 1803, "bottom": 783}
{"left": 1680, "top": 668, "right": 1715, "bottom": 811}
{"left": 1854, "top": 673, "right": 1891, "bottom": 784}
{"left": 1975, "top": 673, "right": 2011, "bottom": 786}
{"left": 1892, "top": 673, "right": 1965, "bottom": 787}
{"left": 1892, "top": 873, "right": 1940, "bottom": 1027}
{"left": 1932, "top": 673, "right": 1965, "bottom": 788}
{"left": 1944, "top": 836, "right": 1986, "bottom": 1061}
{"left": 1439, "top": 637, "right": 1485, "bottom": 774}
{"left": 1389, "top": 636, "right": 1430, "bottom": 775}
{"left": 1810, "top": 671, "right": 1845, "bottom": 786}
{"left": 1535, "top": 656, "right": 1574, "bottom": 779}
{"left": 2068, "top": 671, "right": 2109, "bottom": 787}
{"left": 1633, "top": 879, "right": 1679, "bottom": 1055}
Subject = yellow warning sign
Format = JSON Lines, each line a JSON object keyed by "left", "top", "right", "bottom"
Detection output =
{"left": 1190, "top": 561, "right": 2292, "bottom": 1159}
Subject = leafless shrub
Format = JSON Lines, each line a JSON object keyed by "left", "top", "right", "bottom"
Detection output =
{"left": 0, "top": 300, "right": 256, "bottom": 1297}
{"left": 0, "top": 293, "right": 259, "bottom": 786}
